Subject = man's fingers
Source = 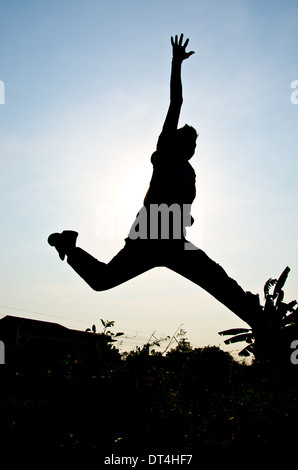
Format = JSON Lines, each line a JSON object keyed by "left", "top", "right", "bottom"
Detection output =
{"left": 171, "top": 34, "right": 195, "bottom": 58}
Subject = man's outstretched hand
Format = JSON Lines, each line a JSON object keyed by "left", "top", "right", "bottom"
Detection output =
{"left": 171, "top": 33, "right": 195, "bottom": 62}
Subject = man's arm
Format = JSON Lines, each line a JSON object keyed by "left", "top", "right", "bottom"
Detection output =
{"left": 162, "top": 34, "right": 195, "bottom": 133}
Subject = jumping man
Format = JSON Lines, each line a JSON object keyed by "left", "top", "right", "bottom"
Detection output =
{"left": 48, "top": 34, "right": 261, "bottom": 327}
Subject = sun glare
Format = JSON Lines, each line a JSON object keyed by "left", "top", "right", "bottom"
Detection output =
{"left": 117, "top": 162, "right": 151, "bottom": 227}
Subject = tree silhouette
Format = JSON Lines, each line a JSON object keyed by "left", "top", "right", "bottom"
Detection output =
{"left": 219, "top": 267, "right": 298, "bottom": 364}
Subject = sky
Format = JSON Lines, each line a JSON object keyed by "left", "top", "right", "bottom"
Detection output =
{"left": 0, "top": 0, "right": 298, "bottom": 357}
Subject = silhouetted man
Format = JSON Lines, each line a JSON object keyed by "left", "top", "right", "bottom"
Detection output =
{"left": 48, "top": 34, "right": 261, "bottom": 326}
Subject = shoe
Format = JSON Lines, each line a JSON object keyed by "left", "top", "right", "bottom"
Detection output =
{"left": 48, "top": 230, "right": 78, "bottom": 260}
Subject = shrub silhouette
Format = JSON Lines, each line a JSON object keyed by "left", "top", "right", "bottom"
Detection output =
{"left": 219, "top": 267, "right": 298, "bottom": 364}
{"left": 2, "top": 318, "right": 298, "bottom": 454}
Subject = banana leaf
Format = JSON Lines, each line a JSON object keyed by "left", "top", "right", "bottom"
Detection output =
{"left": 239, "top": 344, "right": 254, "bottom": 357}
{"left": 218, "top": 328, "right": 251, "bottom": 337}
{"left": 223, "top": 333, "right": 254, "bottom": 345}
{"left": 273, "top": 267, "right": 290, "bottom": 299}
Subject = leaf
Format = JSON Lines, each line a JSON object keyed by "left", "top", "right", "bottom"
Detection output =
{"left": 264, "top": 296, "right": 275, "bottom": 313}
{"left": 218, "top": 328, "right": 251, "bottom": 336}
{"left": 224, "top": 333, "right": 254, "bottom": 345}
{"left": 264, "top": 278, "right": 277, "bottom": 299}
{"left": 276, "top": 290, "right": 285, "bottom": 304}
{"left": 273, "top": 267, "right": 290, "bottom": 299}
{"left": 279, "top": 302, "right": 298, "bottom": 325}
{"left": 92, "top": 324, "right": 96, "bottom": 333}
{"left": 115, "top": 332, "right": 124, "bottom": 337}
{"left": 284, "top": 309, "right": 298, "bottom": 325}
{"left": 239, "top": 344, "right": 254, "bottom": 357}
{"left": 287, "top": 300, "right": 298, "bottom": 311}
{"left": 276, "top": 301, "right": 289, "bottom": 318}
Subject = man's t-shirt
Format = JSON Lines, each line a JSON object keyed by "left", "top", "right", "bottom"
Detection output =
{"left": 144, "top": 129, "right": 196, "bottom": 210}
{"left": 128, "top": 129, "right": 197, "bottom": 241}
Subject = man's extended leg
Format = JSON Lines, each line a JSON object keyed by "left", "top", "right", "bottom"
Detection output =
{"left": 49, "top": 234, "right": 159, "bottom": 291}
{"left": 163, "top": 241, "right": 261, "bottom": 326}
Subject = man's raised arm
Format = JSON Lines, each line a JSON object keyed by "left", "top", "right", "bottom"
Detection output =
{"left": 162, "top": 34, "right": 195, "bottom": 133}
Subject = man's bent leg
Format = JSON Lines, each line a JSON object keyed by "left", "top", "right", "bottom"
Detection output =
{"left": 67, "top": 239, "right": 158, "bottom": 291}
{"left": 165, "top": 242, "right": 260, "bottom": 326}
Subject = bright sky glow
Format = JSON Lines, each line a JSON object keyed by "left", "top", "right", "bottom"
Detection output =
{"left": 0, "top": 0, "right": 298, "bottom": 355}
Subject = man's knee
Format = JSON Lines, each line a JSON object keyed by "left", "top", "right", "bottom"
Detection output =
{"left": 88, "top": 274, "right": 120, "bottom": 292}
{"left": 89, "top": 282, "right": 105, "bottom": 292}
{"left": 88, "top": 279, "right": 111, "bottom": 292}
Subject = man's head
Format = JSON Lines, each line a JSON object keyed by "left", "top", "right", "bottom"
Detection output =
{"left": 176, "top": 124, "right": 198, "bottom": 160}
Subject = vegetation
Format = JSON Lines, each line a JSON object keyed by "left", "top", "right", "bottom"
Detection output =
{"left": 219, "top": 267, "right": 298, "bottom": 364}
{"left": 1, "top": 271, "right": 298, "bottom": 458}
{"left": 1, "top": 312, "right": 298, "bottom": 459}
